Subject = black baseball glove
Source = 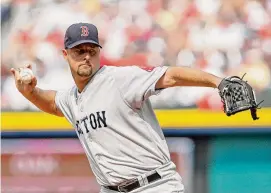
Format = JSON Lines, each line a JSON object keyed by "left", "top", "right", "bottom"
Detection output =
{"left": 218, "top": 75, "right": 263, "bottom": 120}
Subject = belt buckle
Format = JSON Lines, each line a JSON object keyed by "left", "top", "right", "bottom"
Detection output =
{"left": 118, "top": 178, "right": 137, "bottom": 192}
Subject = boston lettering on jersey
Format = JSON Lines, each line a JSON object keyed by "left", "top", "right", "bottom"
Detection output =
{"left": 76, "top": 111, "right": 107, "bottom": 134}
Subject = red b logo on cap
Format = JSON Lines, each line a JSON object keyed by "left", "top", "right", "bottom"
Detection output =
{"left": 80, "top": 26, "right": 89, "bottom": 37}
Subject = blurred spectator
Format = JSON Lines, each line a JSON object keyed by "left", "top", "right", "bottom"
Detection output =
{"left": 1, "top": 0, "right": 271, "bottom": 111}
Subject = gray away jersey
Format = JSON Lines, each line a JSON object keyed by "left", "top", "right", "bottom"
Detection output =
{"left": 55, "top": 65, "right": 171, "bottom": 186}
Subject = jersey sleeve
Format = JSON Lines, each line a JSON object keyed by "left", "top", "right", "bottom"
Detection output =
{"left": 55, "top": 88, "right": 75, "bottom": 126}
{"left": 113, "top": 66, "right": 169, "bottom": 108}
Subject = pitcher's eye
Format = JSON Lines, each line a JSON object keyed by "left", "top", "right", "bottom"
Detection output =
{"left": 78, "top": 49, "right": 85, "bottom": 55}
{"left": 73, "top": 49, "right": 85, "bottom": 55}
{"left": 90, "top": 50, "right": 96, "bottom": 56}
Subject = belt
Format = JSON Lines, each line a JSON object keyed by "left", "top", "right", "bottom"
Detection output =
{"left": 106, "top": 171, "right": 161, "bottom": 192}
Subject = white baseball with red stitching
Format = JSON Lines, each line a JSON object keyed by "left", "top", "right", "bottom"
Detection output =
{"left": 19, "top": 68, "right": 33, "bottom": 84}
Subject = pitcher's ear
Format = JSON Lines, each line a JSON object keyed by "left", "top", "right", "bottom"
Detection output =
{"left": 62, "top": 49, "right": 68, "bottom": 60}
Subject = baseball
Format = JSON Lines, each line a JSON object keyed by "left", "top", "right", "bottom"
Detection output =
{"left": 19, "top": 68, "right": 34, "bottom": 84}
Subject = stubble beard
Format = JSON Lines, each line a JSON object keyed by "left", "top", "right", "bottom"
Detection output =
{"left": 77, "top": 66, "right": 92, "bottom": 77}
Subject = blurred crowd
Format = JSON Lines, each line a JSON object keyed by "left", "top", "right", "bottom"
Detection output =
{"left": 1, "top": 0, "right": 271, "bottom": 111}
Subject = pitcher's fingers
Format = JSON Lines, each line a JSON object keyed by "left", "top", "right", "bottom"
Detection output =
{"left": 10, "top": 68, "right": 21, "bottom": 80}
{"left": 31, "top": 76, "right": 37, "bottom": 86}
{"left": 10, "top": 68, "right": 16, "bottom": 76}
{"left": 25, "top": 64, "right": 32, "bottom": 69}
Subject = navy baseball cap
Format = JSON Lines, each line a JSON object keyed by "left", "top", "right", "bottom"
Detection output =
{"left": 64, "top": 22, "right": 102, "bottom": 49}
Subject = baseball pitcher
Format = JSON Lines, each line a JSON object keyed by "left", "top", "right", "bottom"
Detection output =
{"left": 11, "top": 23, "right": 260, "bottom": 193}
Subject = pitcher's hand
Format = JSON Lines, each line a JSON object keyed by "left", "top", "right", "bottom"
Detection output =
{"left": 10, "top": 64, "right": 37, "bottom": 96}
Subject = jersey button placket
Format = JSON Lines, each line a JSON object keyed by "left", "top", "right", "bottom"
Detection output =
{"left": 78, "top": 97, "right": 84, "bottom": 112}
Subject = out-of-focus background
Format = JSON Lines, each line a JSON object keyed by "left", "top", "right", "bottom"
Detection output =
{"left": 1, "top": 0, "right": 271, "bottom": 193}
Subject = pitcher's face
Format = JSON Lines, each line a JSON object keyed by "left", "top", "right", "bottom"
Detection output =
{"left": 63, "top": 43, "right": 100, "bottom": 79}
